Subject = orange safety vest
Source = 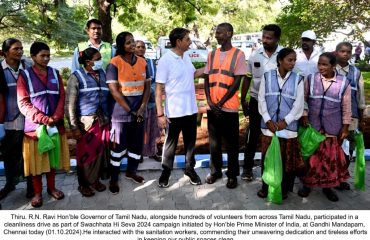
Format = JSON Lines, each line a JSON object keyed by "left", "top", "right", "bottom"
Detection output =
{"left": 208, "top": 47, "right": 242, "bottom": 111}
{"left": 110, "top": 56, "right": 147, "bottom": 96}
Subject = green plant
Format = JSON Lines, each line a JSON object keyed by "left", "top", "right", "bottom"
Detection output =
{"left": 192, "top": 61, "right": 206, "bottom": 69}
{"left": 60, "top": 67, "right": 71, "bottom": 87}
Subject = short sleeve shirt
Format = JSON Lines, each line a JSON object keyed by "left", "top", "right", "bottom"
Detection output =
{"left": 156, "top": 50, "right": 198, "bottom": 118}
{"left": 247, "top": 45, "right": 283, "bottom": 99}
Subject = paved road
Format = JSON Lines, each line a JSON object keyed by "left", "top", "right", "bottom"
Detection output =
{"left": 1, "top": 159, "right": 369, "bottom": 210}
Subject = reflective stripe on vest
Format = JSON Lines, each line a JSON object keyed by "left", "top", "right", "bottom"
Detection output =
{"left": 347, "top": 65, "right": 361, "bottom": 118}
{"left": 308, "top": 73, "right": 349, "bottom": 135}
{"left": 74, "top": 69, "right": 109, "bottom": 116}
{"left": 78, "top": 41, "right": 112, "bottom": 70}
{"left": 208, "top": 47, "right": 242, "bottom": 110}
{"left": 261, "top": 70, "right": 302, "bottom": 132}
{"left": 4, "top": 68, "right": 21, "bottom": 121}
{"left": 116, "top": 57, "right": 146, "bottom": 97}
{"left": 24, "top": 68, "right": 59, "bottom": 97}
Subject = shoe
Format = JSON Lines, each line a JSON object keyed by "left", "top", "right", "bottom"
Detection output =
{"left": 205, "top": 172, "right": 222, "bottom": 184}
{"left": 241, "top": 169, "right": 253, "bottom": 181}
{"left": 257, "top": 189, "right": 268, "bottom": 198}
{"left": 151, "top": 155, "right": 162, "bottom": 162}
{"left": 297, "top": 186, "right": 311, "bottom": 198}
{"left": 91, "top": 181, "right": 106, "bottom": 192}
{"left": 47, "top": 188, "right": 65, "bottom": 200}
{"left": 226, "top": 178, "right": 238, "bottom": 189}
{"left": 334, "top": 182, "right": 350, "bottom": 191}
{"left": 323, "top": 188, "right": 339, "bottom": 202}
{"left": 139, "top": 155, "right": 144, "bottom": 163}
{"left": 125, "top": 172, "right": 145, "bottom": 183}
{"left": 109, "top": 181, "right": 119, "bottom": 194}
{"left": 184, "top": 168, "right": 202, "bottom": 185}
{"left": 0, "top": 186, "right": 15, "bottom": 200}
{"left": 78, "top": 186, "right": 95, "bottom": 197}
{"left": 31, "top": 194, "right": 43, "bottom": 208}
{"left": 158, "top": 169, "right": 171, "bottom": 188}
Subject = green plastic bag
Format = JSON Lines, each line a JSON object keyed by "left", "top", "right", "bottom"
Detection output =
{"left": 48, "top": 133, "right": 61, "bottom": 169}
{"left": 262, "top": 135, "right": 283, "bottom": 204}
{"left": 354, "top": 131, "right": 365, "bottom": 191}
{"left": 36, "top": 125, "right": 55, "bottom": 154}
{"left": 298, "top": 124, "right": 326, "bottom": 160}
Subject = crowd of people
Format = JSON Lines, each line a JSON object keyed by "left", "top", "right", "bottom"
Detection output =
{"left": 0, "top": 19, "right": 366, "bottom": 209}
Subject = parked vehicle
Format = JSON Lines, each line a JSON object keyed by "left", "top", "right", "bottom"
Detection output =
{"left": 144, "top": 40, "right": 157, "bottom": 59}
{"left": 232, "top": 40, "right": 254, "bottom": 61}
{"left": 156, "top": 36, "right": 208, "bottom": 62}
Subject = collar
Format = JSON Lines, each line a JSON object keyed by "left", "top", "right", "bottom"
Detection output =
{"left": 257, "top": 45, "right": 283, "bottom": 55}
{"left": 169, "top": 49, "right": 182, "bottom": 59}
{"left": 336, "top": 63, "right": 350, "bottom": 73}
{"left": 321, "top": 72, "right": 337, "bottom": 82}
{"left": 276, "top": 69, "right": 292, "bottom": 81}
{"left": 1, "top": 59, "right": 24, "bottom": 72}
{"left": 87, "top": 40, "right": 104, "bottom": 48}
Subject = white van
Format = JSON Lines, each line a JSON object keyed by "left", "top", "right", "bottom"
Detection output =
{"left": 157, "top": 36, "right": 208, "bottom": 62}
{"left": 144, "top": 41, "right": 157, "bottom": 59}
{"left": 232, "top": 40, "right": 254, "bottom": 61}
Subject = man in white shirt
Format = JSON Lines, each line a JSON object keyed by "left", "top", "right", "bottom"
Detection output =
{"left": 293, "top": 30, "right": 321, "bottom": 78}
{"left": 240, "top": 24, "right": 283, "bottom": 181}
{"left": 155, "top": 28, "right": 204, "bottom": 188}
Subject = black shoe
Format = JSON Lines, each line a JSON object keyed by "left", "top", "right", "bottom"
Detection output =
{"left": 323, "top": 188, "right": 339, "bottom": 202}
{"left": 241, "top": 169, "right": 253, "bottom": 181}
{"left": 205, "top": 172, "right": 223, "bottom": 184}
{"left": 109, "top": 181, "right": 119, "bottom": 194}
{"left": 0, "top": 186, "right": 15, "bottom": 200}
{"left": 257, "top": 189, "right": 268, "bottom": 198}
{"left": 158, "top": 169, "right": 171, "bottom": 188}
{"left": 226, "top": 178, "right": 238, "bottom": 189}
{"left": 184, "top": 168, "right": 202, "bottom": 185}
{"left": 139, "top": 155, "right": 144, "bottom": 163}
{"left": 334, "top": 182, "right": 350, "bottom": 191}
{"left": 298, "top": 186, "right": 311, "bottom": 198}
{"left": 151, "top": 155, "right": 162, "bottom": 162}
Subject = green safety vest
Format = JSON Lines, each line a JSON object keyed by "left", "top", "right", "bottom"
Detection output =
{"left": 78, "top": 41, "right": 112, "bottom": 70}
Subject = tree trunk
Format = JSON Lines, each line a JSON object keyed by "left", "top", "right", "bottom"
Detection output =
{"left": 97, "top": 0, "right": 115, "bottom": 43}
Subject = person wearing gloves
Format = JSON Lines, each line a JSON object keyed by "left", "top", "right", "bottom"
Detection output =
{"left": 17, "top": 42, "right": 70, "bottom": 207}
{"left": 65, "top": 47, "right": 110, "bottom": 197}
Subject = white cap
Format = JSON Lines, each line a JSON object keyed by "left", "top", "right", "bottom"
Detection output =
{"left": 301, "top": 30, "right": 316, "bottom": 40}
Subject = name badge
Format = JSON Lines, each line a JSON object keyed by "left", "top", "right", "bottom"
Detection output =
{"left": 50, "top": 78, "right": 58, "bottom": 84}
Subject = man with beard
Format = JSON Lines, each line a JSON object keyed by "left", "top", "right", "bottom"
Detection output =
{"left": 72, "top": 19, "right": 115, "bottom": 72}
{"left": 293, "top": 30, "right": 321, "bottom": 78}
{"left": 240, "top": 24, "right": 283, "bottom": 182}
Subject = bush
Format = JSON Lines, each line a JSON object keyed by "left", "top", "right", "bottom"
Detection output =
{"left": 356, "top": 57, "right": 370, "bottom": 72}
{"left": 192, "top": 61, "right": 206, "bottom": 69}
{"left": 60, "top": 67, "right": 71, "bottom": 86}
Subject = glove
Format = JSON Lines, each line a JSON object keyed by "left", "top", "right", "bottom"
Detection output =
{"left": 0, "top": 124, "right": 5, "bottom": 141}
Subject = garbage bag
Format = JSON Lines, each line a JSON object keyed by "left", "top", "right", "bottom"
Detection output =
{"left": 354, "top": 131, "right": 365, "bottom": 191}
{"left": 262, "top": 135, "right": 283, "bottom": 204}
{"left": 36, "top": 125, "right": 55, "bottom": 154}
{"left": 298, "top": 125, "right": 326, "bottom": 160}
{"left": 48, "top": 133, "right": 61, "bottom": 169}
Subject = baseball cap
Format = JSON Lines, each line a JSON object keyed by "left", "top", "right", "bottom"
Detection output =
{"left": 301, "top": 30, "right": 316, "bottom": 40}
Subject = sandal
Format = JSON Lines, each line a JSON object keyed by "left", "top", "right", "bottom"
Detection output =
{"left": 78, "top": 186, "right": 95, "bottom": 197}
{"left": 47, "top": 188, "right": 65, "bottom": 200}
{"left": 31, "top": 194, "right": 43, "bottom": 208}
{"left": 91, "top": 181, "right": 106, "bottom": 192}
{"left": 257, "top": 189, "right": 268, "bottom": 198}
{"left": 323, "top": 188, "right": 339, "bottom": 202}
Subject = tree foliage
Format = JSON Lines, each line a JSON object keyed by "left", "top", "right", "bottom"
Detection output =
{"left": 0, "top": 0, "right": 87, "bottom": 50}
{"left": 276, "top": 0, "right": 370, "bottom": 47}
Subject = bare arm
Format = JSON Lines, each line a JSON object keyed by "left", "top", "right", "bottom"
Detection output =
{"left": 155, "top": 82, "right": 168, "bottom": 129}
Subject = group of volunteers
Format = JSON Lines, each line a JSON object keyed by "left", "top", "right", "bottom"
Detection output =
{"left": 0, "top": 18, "right": 365, "bottom": 209}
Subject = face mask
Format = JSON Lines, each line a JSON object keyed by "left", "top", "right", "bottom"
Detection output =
{"left": 92, "top": 60, "right": 103, "bottom": 70}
